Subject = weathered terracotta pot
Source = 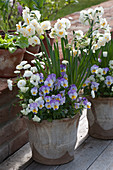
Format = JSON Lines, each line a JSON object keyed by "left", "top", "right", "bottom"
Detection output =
{"left": 87, "top": 97, "right": 113, "bottom": 139}
{"left": 0, "top": 48, "right": 26, "bottom": 78}
{"left": 23, "top": 45, "right": 40, "bottom": 64}
{"left": 25, "top": 114, "right": 80, "bottom": 165}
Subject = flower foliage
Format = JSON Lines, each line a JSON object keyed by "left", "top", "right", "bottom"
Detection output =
{"left": 7, "top": 61, "right": 91, "bottom": 122}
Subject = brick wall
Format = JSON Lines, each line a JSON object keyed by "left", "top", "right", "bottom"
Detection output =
{"left": 0, "top": 78, "right": 28, "bottom": 163}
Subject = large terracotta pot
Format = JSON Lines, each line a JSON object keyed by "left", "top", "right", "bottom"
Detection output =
{"left": 87, "top": 97, "right": 113, "bottom": 139}
{"left": 23, "top": 45, "right": 40, "bottom": 64}
{"left": 25, "top": 113, "right": 80, "bottom": 165}
{"left": 0, "top": 48, "right": 26, "bottom": 78}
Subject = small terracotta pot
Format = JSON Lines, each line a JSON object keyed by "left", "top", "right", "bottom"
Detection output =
{"left": 23, "top": 45, "right": 40, "bottom": 64}
{"left": 87, "top": 96, "right": 113, "bottom": 139}
{"left": 25, "top": 114, "right": 80, "bottom": 165}
{"left": 0, "top": 48, "right": 26, "bottom": 78}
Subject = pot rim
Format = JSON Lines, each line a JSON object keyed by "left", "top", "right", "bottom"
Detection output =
{"left": 87, "top": 96, "right": 113, "bottom": 101}
{"left": 24, "top": 113, "right": 80, "bottom": 125}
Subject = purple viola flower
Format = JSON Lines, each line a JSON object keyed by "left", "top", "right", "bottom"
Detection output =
{"left": 44, "top": 96, "right": 51, "bottom": 103}
{"left": 44, "top": 78, "right": 53, "bottom": 87}
{"left": 60, "top": 97, "right": 66, "bottom": 105}
{"left": 61, "top": 72, "right": 68, "bottom": 80}
{"left": 60, "top": 90, "right": 65, "bottom": 97}
{"left": 55, "top": 94, "right": 62, "bottom": 101}
{"left": 83, "top": 100, "right": 91, "bottom": 109}
{"left": 103, "top": 67, "right": 109, "bottom": 75}
{"left": 75, "top": 103, "right": 80, "bottom": 109}
{"left": 77, "top": 97, "right": 83, "bottom": 103}
{"left": 50, "top": 99, "right": 60, "bottom": 110}
{"left": 39, "top": 73, "right": 44, "bottom": 84}
{"left": 98, "top": 58, "right": 101, "bottom": 63}
{"left": 91, "top": 65, "right": 99, "bottom": 74}
{"left": 70, "top": 84, "right": 77, "bottom": 91}
{"left": 29, "top": 102, "right": 38, "bottom": 114}
{"left": 45, "top": 102, "right": 51, "bottom": 109}
{"left": 61, "top": 78, "right": 68, "bottom": 88}
{"left": 82, "top": 80, "right": 90, "bottom": 88}
{"left": 105, "top": 76, "right": 113, "bottom": 87}
{"left": 91, "top": 82, "right": 99, "bottom": 92}
{"left": 31, "top": 87, "right": 38, "bottom": 96}
{"left": 55, "top": 80, "right": 61, "bottom": 90}
{"left": 39, "top": 85, "right": 50, "bottom": 95}
{"left": 60, "top": 64, "right": 66, "bottom": 73}
{"left": 37, "top": 100, "right": 44, "bottom": 109}
{"left": 51, "top": 95, "right": 56, "bottom": 100}
{"left": 68, "top": 90, "right": 78, "bottom": 100}
{"left": 48, "top": 73, "right": 56, "bottom": 83}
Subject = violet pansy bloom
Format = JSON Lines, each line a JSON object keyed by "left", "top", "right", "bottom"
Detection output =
{"left": 29, "top": 102, "right": 38, "bottom": 114}
{"left": 91, "top": 65, "right": 99, "bottom": 73}
{"left": 31, "top": 87, "right": 38, "bottom": 96}
{"left": 91, "top": 82, "right": 99, "bottom": 92}
{"left": 68, "top": 90, "right": 78, "bottom": 100}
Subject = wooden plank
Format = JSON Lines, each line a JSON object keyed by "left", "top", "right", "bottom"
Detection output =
{"left": 88, "top": 140, "right": 113, "bottom": 170}
{"left": 56, "top": 137, "right": 111, "bottom": 170}
{"left": 0, "top": 143, "right": 32, "bottom": 170}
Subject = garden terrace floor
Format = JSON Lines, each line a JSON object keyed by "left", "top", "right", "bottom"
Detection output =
{"left": 1, "top": 110, "right": 113, "bottom": 170}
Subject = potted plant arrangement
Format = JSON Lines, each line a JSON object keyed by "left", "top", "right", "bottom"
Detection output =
{"left": 16, "top": 6, "right": 54, "bottom": 63}
{"left": 7, "top": 14, "right": 93, "bottom": 164}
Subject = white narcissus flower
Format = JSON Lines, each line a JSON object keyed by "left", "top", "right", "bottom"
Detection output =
{"left": 23, "top": 64, "right": 31, "bottom": 69}
{"left": 35, "top": 23, "right": 44, "bottom": 35}
{"left": 41, "top": 21, "right": 51, "bottom": 31}
{"left": 28, "top": 37, "right": 33, "bottom": 45}
{"left": 23, "top": 13, "right": 30, "bottom": 25}
{"left": 32, "top": 36, "right": 40, "bottom": 45}
{"left": 23, "top": 70, "right": 33, "bottom": 77}
{"left": 100, "top": 18, "right": 108, "bottom": 29}
{"left": 87, "top": 8, "right": 94, "bottom": 19}
{"left": 56, "top": 28, "right": 66, "bottom": 38}
{"left": 32, "top": 115, "right": 41, "bottom": 122}
{"left": 61, "top": 18, "right": 71, "bottom": 29}
{"left": 49, "top": 28, "right": 57, "bottom": 38}
{"left": 103, "top": 33, "right": 111, "bottom": 43}
{"left": 20, "top": 61, "right": 28, "bottom": 66}
{"left": 79, "top": 10, "right": 89, "bottom": 25}
{"left": 17, "top": 79, "right": 26, "bottom": 88}
{"left": 91, "top": 90, "right": 95, "bottom": 98}
{"left": 16, "top": 64, "right": 23, "bottom": 70}
{"left": 92, "top": 44, "right": 100, "bottom": 53}
{"left": 103, "top": 51, "right": 108, "bottom": 57}
{"left": 16, "top": 22, "right": 22, "bottom": 32}
{"left": 20, "top": 27, "right": 29, "bottom": 37}
{"left": 54, "top": 19, "right": 66, "bottom": 30}
{"left": 62, "top": 60, "right": 69, "bottom": 65}
{"left": 98, "top": 37, "right": 106, "bottom": 47}
{"left": 30, "top": 19, "right": 39, "bottom": 29}
{"left": 75, "top": 30, "right": 84, "bottom": 40}
{"left": 94, "top": 7, "right": 104, "bottom": 17}
{"left": 109, "top": 60, "right": 113, "bottom": 69}
{"left": 20, "top": 87, "right": 29, "bottom": 93}
{"left": 30, "top": 10, "right": 41, "bottom": 20}
{"left": 7, "top": 79, "right": 13, "bottom": 91}
{"left": 30, "top": 66, "right": 38, "bottom": 73}
{"left": 26, "top": 24, "right": 35, "bottom": 36}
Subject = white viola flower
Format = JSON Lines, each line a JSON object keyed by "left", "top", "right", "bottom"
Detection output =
{"left": 7, "top": 79, "right": 13, "bottom": 91}
{"left": 17, "top": 79, "right": 26, "bottom": 88}
{"left": 54, "top": 19, "right": 66, "bottom": 30}
{"left": 32, "top": 115, "right": 41, "bottom": 122}
{"left": 14, "top": 70, "right": 20, "bottom": 74}
{"left": 62, "top": 60, "right": 69, "bottom": 65}
{"left": 30, "top": 66, "right": 38, "bottom": 73}
{"left": 100, "top": 18, "right": 108, "bottom": 29}
{"left": 98, "top": 37, "right": 106, "bottom": 47}
{"left": 96, "top": 68, "right": 104, "bottom": 77}
{"left": 56, "top": 28, "right": 66, "bottom": 38}
{"left": 94, "top": 6, "right": 104, "bottom": 17}
{"left": 41, "top": 21, "right": 51, "bottom": 31}
{"left": 29, "top": 99, "right": 34, "bottom": 104}
{"left": 20, "top": 87, "right": 29, "bottom": 93}
{"left": 61, "top": 18, "right": 71, "bottom": 29}
{"left": 16, "top": 64, "right": 23, "bottom": 70}
{"left": 22, "top": 104, "right": 27, "bottom": 109}
{"left": 91, "top": 90, "right": 95, "bottom": 98}
{"left": 16, "top": 22, "right": 22, "bottom": 32}
{"left": 88, "top": 75, "right": 95, "bottom": 82}
{"left": 20, "top": 61, "right": 28, "bottom": 66}
{"left": 35, "top": 97, "right": 43, "bottom": 103}
{"left": 32, "top": 36, "right": 40, "bottom": 45}
{"left": 75, "top": 30, "right": 84, "bottom": 40}
{"left": 30, "top": 10, "right": 41, "bottom": 20}
{"left": 23, "top": 70, "right": 33, "bottom": 77}
{"left": 23, "top": 64, "right": 31, "bottom": 69}
{"left": 103, "top": 33, "right": 111, "bottom": 43}
{"left": 100, "top": 76, "right": 104, "bottom": 81}
{"left": 103, "top": 51, "right": 108, "bottom": 57}
{"left": 26, "top": 24, "right": 35, "bottom": 36}
{"left": 21, "top": 108, "right": 30, "bottom": 115}
{"left": 30, "top": 74, "right": 40, "bottom": 86}
{"left": 109, "top": 60, "right": 113, "bottom": 69}
{"left": 111, "top": 87, "right": 113, "bottom": 92}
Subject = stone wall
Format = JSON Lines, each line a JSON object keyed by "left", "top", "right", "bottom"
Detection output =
{"left": 0, "top": 78, "right": 28, "bottom": 163}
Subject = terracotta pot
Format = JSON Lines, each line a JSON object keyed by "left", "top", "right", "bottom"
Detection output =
{"left": 25, "top": 113, "right": 80, "bottom": 165}
{"left": 0, "top": 48, "right": 26, "bottom": 78}
{"left": 87, "top": 97, "right": 113, "bottom": 139}
{"left": 23, "top": 45, "right": 40, "bottom": 64}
